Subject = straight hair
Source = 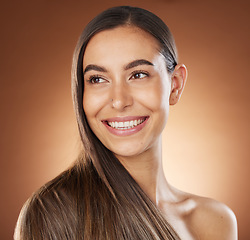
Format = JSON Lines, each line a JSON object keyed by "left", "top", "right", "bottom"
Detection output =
{"left": 15, "top": 6, "right": 180, "bottom": 240}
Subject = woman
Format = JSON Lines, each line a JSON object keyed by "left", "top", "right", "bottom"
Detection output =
{"left": 15, "top": 6, "right": 237, "bottom": 240}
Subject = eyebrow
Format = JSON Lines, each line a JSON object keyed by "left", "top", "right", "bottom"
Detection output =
{"left": 124, "top": 59, "right": 154, "bottom": 70}
{"left": 83, "top": 59, "right": 154, "bottom": 75}
{"left": 83, "top": 65, "right": 107, "bottom": 75}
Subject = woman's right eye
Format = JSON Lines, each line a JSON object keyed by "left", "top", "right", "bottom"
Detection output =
{"left": 87, "top": 76, "right": 106, "bottom": 84}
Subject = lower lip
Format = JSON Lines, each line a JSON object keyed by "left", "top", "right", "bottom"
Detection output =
{"left": 102, "top": 117, "right": 149, "bottom": 136}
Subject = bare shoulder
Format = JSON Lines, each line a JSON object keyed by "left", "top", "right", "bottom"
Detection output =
{"left": 186, "top": 194, "right": 238, "bottom": 240}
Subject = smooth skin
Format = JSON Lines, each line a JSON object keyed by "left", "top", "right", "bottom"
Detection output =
{"left": 83, "top": 26, "right": 237, "bottom": 239}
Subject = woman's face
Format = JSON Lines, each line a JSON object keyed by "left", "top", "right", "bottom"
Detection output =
{"left": 83, "top": 26, "right": 172, "bottom": 159}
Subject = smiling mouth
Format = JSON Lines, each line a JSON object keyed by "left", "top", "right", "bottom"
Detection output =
{"left": 103, "top": 117, "right": 148, "bottom": 130}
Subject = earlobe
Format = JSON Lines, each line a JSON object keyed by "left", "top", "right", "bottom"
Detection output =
{"left": 169, "top": 63, "right": 187, "bottom": 105}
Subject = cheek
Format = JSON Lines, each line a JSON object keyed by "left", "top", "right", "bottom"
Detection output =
{"left": 83, "top": 91, "right": 101, "bottom": 120}
{"left": 83, "top": 93, "right": 91, "bottom": 119}
{"left": 137, "top": 81, "right": 170, "bottom": 113}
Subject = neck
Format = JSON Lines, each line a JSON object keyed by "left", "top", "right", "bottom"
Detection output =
{"left": 116, "top": 138, "right": 172, "bottom": 205}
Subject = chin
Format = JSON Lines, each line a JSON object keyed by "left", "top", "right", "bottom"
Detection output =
{"left": 110, "top": 143, "right": 149, "bottom": 160}
{"left": 113, "top": 149, "right": 140, "bottom": 158}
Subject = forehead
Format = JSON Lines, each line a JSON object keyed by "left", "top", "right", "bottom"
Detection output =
{"left": 83, "top": 26, "right": 161, "bottom": 67}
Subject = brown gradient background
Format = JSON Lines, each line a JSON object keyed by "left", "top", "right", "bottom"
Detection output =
{"left": 0, "top": 0, "right": 249, "bottom": 239}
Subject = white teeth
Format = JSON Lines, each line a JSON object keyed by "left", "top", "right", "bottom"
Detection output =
{"left": 107, "top": 118, "right": 146, "bottom": 130}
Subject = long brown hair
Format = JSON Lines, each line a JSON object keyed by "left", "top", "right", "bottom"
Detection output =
{"left": 15, "top": 6, "right": 180, "bottom": 240}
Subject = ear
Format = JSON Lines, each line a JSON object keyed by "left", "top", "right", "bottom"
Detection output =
{"left": 169, "top": 63, "right": 188, "bottom": 105}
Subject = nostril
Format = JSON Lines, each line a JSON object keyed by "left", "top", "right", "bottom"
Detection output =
{"left": 111, "top": 99, "right": 123, "bottom": 109}
{"left": 110, "top": 91, "right": 133, "bottom": 110}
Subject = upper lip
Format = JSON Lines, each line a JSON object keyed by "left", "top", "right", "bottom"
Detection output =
{"left": 102, "top": 116, "right": 149, "bottom": 122}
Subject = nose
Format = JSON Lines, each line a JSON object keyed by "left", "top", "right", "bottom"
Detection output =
{"left": 110, "top": 82, "right": 133, "bottom": 111}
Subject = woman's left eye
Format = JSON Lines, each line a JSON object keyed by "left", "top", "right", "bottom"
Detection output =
{"left": 130, "top": 71, "right": 149, "bottom": 80}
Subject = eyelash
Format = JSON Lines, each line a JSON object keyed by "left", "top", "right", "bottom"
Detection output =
{"left": 130, "top": 70, "right": 149, "bottom": 80}
{"left": 86, "top": 70, "right": 149, "bottom": 84}
{"left": 86, "top": 75, "right": 106, "bottom": 84}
